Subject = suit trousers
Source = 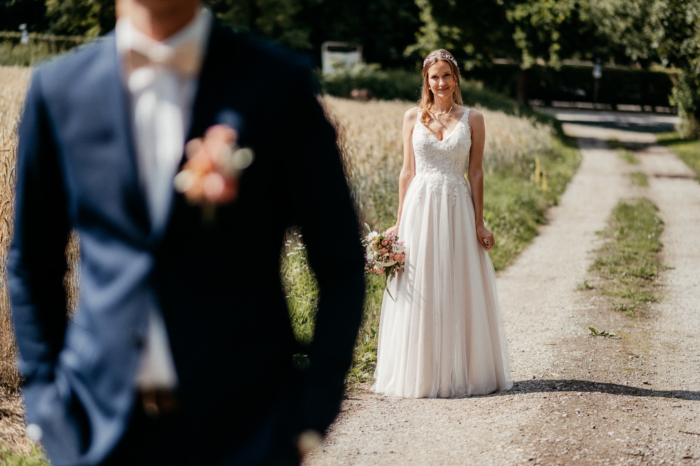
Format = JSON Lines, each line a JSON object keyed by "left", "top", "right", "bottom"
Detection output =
{"left": 102, "top": 394, "right": 301, "bottom": 466}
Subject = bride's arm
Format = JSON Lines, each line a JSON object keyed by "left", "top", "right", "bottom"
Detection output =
{"left": 386, "top": 107, "right": 418, "bottom": 236}
{"left": 467, "top": 110, "right": 495, "bottom": 251}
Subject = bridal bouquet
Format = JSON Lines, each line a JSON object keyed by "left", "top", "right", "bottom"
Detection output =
{"left": 363, "top": 225, "right": 406, "bottom": 299}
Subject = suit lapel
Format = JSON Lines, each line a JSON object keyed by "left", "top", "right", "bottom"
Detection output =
{"left": 96, "top": 35, "right": 152, "bottom": 239}
{"left": 151, "top": 23, "right": 243, "bottom": 244}
{"left": 186, "top": 23, "right": 241, "bottom": 143}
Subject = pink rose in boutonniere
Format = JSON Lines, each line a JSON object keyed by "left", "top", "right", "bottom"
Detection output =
{"left": 174, "top": 124, "right": 254, "bottom": 220}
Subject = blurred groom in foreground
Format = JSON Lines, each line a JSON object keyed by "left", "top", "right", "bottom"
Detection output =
{"left": 8, "top": 0, "right": 366, "bottom": 464}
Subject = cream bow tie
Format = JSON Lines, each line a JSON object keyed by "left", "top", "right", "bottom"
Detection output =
{"left": 127, "top": 41, "right": 202, "bottom": 77}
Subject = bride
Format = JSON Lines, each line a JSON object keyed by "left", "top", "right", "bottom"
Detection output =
{"left": 372, "top": 49, "right": 513, "bottom": 398}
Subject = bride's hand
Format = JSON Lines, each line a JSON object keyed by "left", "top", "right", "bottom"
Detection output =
{"left": 385, "top": 224, "right": 399, "bottom": 237}
{"left": 476, "top": 223, "right": 495, "bottom": 251}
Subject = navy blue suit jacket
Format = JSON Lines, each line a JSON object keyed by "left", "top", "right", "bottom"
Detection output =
{"left": 9, "top": 23, "right": 365, "bottom": 466}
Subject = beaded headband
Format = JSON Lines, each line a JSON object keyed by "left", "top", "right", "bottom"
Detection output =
{"left": 423, "top": 52, "right": 458, "bottom": 69}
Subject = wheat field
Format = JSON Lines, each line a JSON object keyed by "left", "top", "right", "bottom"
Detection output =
{"left": 0, "top": 66, "right": 31, "bottom": 393}
{"left": 322, "top": 96, "right": 555, "bottom": 230}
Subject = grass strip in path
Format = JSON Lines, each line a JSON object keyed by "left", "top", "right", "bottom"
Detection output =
{"left": 656, "top": 132, "right": 700, "bottom": 182}
{"left": 618, "top": 148, "right": 639, "bottom": 165}
{"left": 608, "top": 138, "right": 640, "bottom": 164}
{"left": 631, "top": 172, "right": 649, "bottom": 187}
{"left": 589, "top": 198, "right": 667, "bottom": 316}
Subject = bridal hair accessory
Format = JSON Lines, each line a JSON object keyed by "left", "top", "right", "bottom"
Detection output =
{"left": 423, "top": 52, "right": 458, "bottom": 68}
{"left": 174, "top": 124, "right": 254, "bottom": 222}
{"left": 363, "top": 224, "right": 406, "bottom": 301}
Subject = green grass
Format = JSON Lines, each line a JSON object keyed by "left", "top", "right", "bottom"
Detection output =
{"left": 618, "top": 149, "right": 639, "bottom": 165}
{"left": 281, "top": 231, "right": 385, "bottom": 383}
{"left": 0, "top": 41, "right": 56, "bottom": 67}
{"left": 607, "top": 138, "right": 640, "bottom": 164}
{"left": 631, "top": 172, "right": 649, "bottom": 187}
{"left": 589, "top": 198, "right": 667, "bottom": 316}
{"left": 0, "top": 445, "right": 49, "bottom": 465}
{"left": 486, "top": 136, "right": 581, "bottom": 270}
{"left": 656, "top": 131, "right": 700, "bottom": 182}
{"left": 281, "top": 234, "right": 319, "bottom": 348}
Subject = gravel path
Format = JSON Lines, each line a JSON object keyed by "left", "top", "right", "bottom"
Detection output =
{"left": 305, "top": 113, "right": 700, "bottom": 466}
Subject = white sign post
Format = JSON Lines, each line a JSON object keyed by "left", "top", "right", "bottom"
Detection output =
{"left": 19, "top": 24, "right": 29, "bottom": 45}
{"left": 321, "top": 42, "right": 362, "bottom": 75}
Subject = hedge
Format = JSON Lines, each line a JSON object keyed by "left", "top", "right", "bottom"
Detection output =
{"left": 319, "top": 65, "right": 517, "bottom": 112}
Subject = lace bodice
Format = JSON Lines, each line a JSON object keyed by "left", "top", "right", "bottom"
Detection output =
{"left": 411, "top": 108, "right": 471, "bottom": 201}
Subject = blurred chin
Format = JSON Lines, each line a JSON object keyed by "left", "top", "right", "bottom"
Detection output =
{"left": 135, "top": 0, "right": 198, "bottom": 11}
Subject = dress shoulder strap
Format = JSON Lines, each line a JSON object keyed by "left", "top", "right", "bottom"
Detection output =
{"left": 462, "top": 108, "right": 471, "bottom": 132}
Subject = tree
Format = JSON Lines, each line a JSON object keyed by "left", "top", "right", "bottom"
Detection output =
{"left": 207, "top": 0, "right": 312, "bottom": 50}
{"left": 44, "top": 0, "right": 115, "bottom": 37}
{"left": 0, "top": 0, "right": 48, "bottom": 32}
{"left": 590, "top": 0, "right": 700, "bottom": 136}
{"left": 646, "top": 0, "right": 700, "bottom": 136}
{"left": 208, "top": 0, "right": 421, "bottom": 67}
{"left": 406, "top": 0, "right": 618, "bottom": 103}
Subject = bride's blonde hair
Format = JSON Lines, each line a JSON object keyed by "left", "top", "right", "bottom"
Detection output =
{"left": 419, "top": 49, "right": 463, "bottom": 131}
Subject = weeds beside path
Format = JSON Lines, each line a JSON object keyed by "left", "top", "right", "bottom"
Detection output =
{"left": 656, "top": 132, "right": 700, "bottom": 182}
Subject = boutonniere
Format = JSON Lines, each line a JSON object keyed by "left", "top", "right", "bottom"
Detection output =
{"left": 173, "top": 124, "right": 254, "bottom": 222}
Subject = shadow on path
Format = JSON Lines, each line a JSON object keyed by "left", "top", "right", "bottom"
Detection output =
{"left": 483, "top": 379, "right": 700, "bottom": 401}
{"left": 557, "top": 118, "right": 675, "bottom": 134}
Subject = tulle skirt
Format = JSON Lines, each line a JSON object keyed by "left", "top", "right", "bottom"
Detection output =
{"left": 372, "top": 174, "right": 513, "bottom": 398}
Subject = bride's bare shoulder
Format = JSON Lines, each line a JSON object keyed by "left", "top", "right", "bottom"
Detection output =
{"left": 404, "top": 107, "right": 420, "bottom": 120}
{"left": 466, "top": 108, "right": 485, "bottom": 129}
{"left": 403, "top": 107, "right": 420, "bottom": 128}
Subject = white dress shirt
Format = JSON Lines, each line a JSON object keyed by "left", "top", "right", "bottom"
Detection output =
{"left": 115, "top": 8, "right": 212, "bottom": 389}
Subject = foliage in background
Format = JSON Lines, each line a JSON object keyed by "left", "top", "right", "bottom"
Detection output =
{"left": 0, "top": 0, "right": 691, "bottom": 116}
{"left": 320, "top": 64, "right": 516, "bottom": 112}
{"left": 413, "top": 0, "right": 636, "bottom": 68}
{"left": 207, "top": 0, "right": 421, "bottom": 67}
{"left": 590, "top": 0, "right": 700, "bottom": 136}
{"left": 656, "top": 132, "right": 700, "bottom": 182}
{"left": 589, "top": 198, "right": 667, "bottom": 316}
{"left": 0, "top": 40, "right": 54, "bottom": 66}
{"left": 0, "top": 0, "right": 47, "bottom": 32}
{"left": 647, "top": 0, "right": 700, "bottom": 137}
{"left": 44, "top": 0, "right": 114, "bottom": 37}
{"left": 208, "top": 0, "right": 311, "bottom": 49}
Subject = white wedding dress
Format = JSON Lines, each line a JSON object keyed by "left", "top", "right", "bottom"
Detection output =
{"left": 372, "top": 108, "right": 513, "bottom": 398}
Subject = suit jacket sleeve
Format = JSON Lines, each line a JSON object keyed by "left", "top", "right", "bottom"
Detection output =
{"left": 282, "top": 66, "right": 366, "bottom": 434}
{"left": 8, "top": 69, "right": 71, "bottom": 385}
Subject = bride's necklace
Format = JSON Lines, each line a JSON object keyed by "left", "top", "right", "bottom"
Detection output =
{"left": 432, "top": 103, "right": 455, "bottom": 128}
{"left": 433, "top": 102, "right": 455, "bottom": 129}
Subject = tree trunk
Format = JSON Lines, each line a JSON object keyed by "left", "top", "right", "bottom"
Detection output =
{"left": 517, "top": 68, "right": 530, "bottom": 107}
